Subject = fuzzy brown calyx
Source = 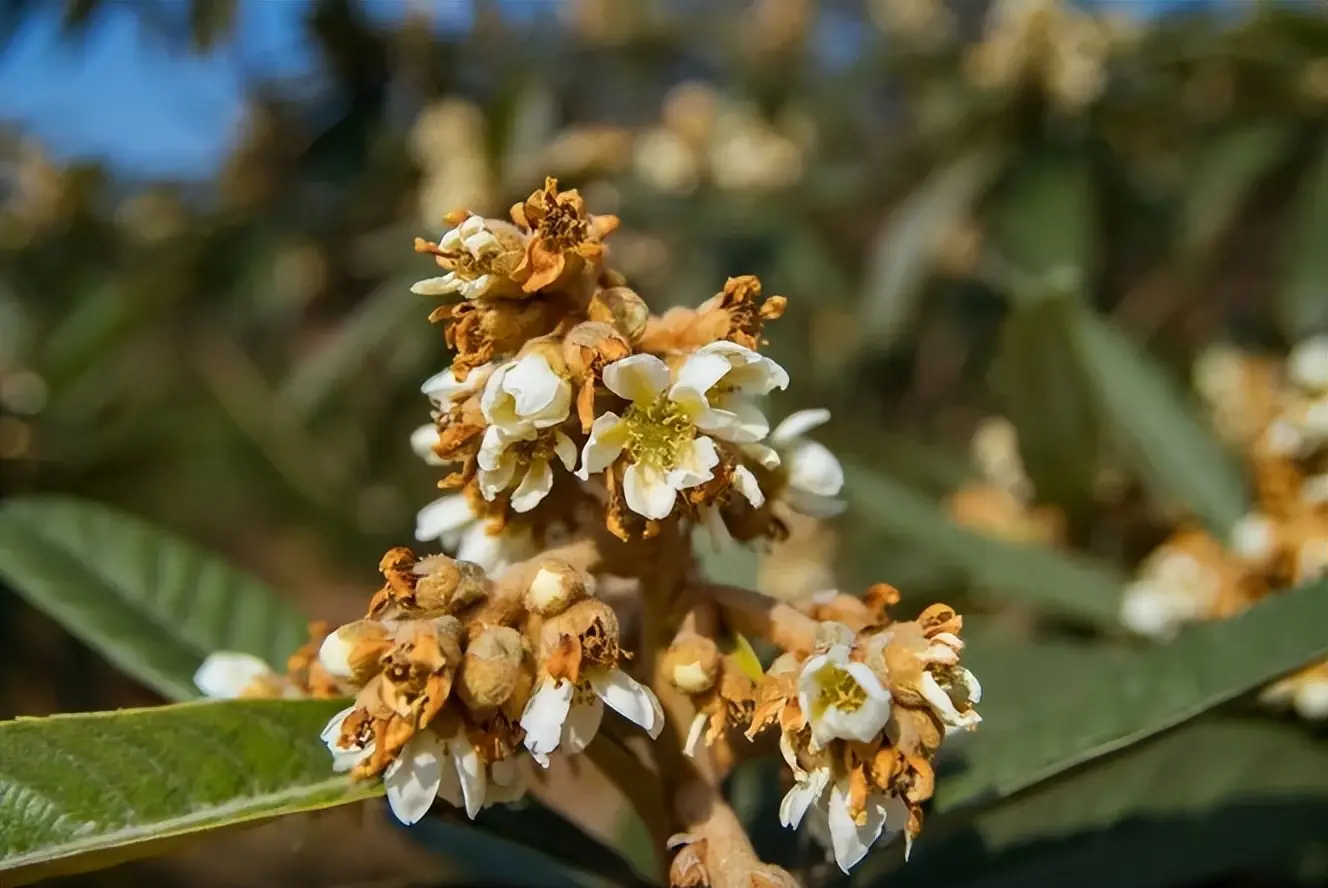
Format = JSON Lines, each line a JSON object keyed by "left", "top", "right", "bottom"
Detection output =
{"left": 369, "top": 548, "right": 492, "bottom": 619}
{"left": 457, "top": 625, "right": 529, "bottom": 712}
{"left": 523, "top": 560, "right": 592, "bottom": 617}
{"left": 587, "top": 286, "right": 649, "bottom": 343}
{"left": 539, "top": 598, "right": 624, "bottom": 683}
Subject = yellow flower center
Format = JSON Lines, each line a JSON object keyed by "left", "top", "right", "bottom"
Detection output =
{"left": 623, "top": 394, "right": 695, "bottom": 470}
{"left": 813, "top": 664, "right": 867, "bottom": 716}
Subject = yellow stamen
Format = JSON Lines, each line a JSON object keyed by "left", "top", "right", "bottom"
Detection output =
{"left": 623, "top": 394, "right": 694, "bottom": 469}
{"left": 813, "top": 665, "right": 867, "bottom": 716}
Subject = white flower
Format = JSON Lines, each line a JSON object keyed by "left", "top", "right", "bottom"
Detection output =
{"left": 918, "top": 665, "right": 983, "bottom": 733}
{"left": 1262, "top": 667, "right": 1328, "bottom": 721}
{"left": 411, "top": 214, "right": 527, "bottom": 301}
{"left": 422, "top": 362, "right": 493, "bottom": 408}
{"left": 414, "top": 493, "right": 539, "bottom": 575}
{"left": 477, "top": 425, "right": 578, "bottom": 512}
{"left": 822, "top": 780, "right": 909, "bottom": 873}
{"left": 1287, "top": 335, "right": 1328, "bottom": 394}
{"left": 578, "top": 346, "right": 784, "bottom": 520}
{"left": 194, "top": 652, "right": 283, "bottom": 699}
{"left": 779, "top": 762, "right": 831, "bottom": 831}
{"left": 411, "top": 424, "right": 446, "bottom": 466}
{"left": 520, "top": 668, "right": 664, "bottom": 766}
{"left": 321, "top": 705, "right": 375, "bottom": 774}
{"left": 1229, "top": 512, "right": 1277, "bottom": 565}
{"left": 747, "top": 408, "right": 845, "bottom": 517}
{"left": 797, "top": 643, "right": 891, "bottom": 749}
{"left": 481, "top": 353, "right": 572, "bottom": 435}
{"left": 382, "top": 724, "right": 486, "bottom": 825}
{"left": 1119, "top": 549, "right": 1219, "bottom": 640}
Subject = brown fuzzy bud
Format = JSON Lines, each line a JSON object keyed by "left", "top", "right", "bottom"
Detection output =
{"left": 662, "top": 634, "right": 720, "bottom": 694}
{"left": 524, "top": 561, "right": 591, "bottom": 617}
{"left": 588, "top": 286, "right": 650, "bottom": 343}
{"left": 413, "top": 556, "right": 491, "bottom": 613}
{"left": 540, "top": 598, "right": 621, "bottom": 669}
{"left": 457, "top": 626, "right": 528, "bottom": 712}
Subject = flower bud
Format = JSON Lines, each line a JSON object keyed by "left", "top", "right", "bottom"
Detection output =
{"left": 540, "top": 598, "right": 621, "bottom": 667}
{"left": 319, "top": 619, "right": 392, "bottom": 683}
{"left": 662, "top": 634, "right": 720, "bottom": 694}
{"left": 524, "top": 561, "right": 591, "bottom": 616}
{"left": 457, "top": 626, "right": 528, "bottom": 712}
{"left": 588, "top": 286, "right": 650, "bottom": 343}
{"left": 414, "top": 556, "right": 491, "bottom": 613}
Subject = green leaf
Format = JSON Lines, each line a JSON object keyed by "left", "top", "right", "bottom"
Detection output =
{"left": 994, "top": 295, "right": 1101, "bottom": 521}
{"left": 0, "top": 699, "right": 379, "bottom": 885}
{"left": 1180, "top": 123, "right": 1291, "bottom": 256}
{"left": 860, "top": 150, "right": 1002, "bottom": 347}
{"left": 991, "top": 154, "right": 1096, "bottom": 296}
{"left": 840, "top": 462, "right": 1125, "bottom": 627}
{"left": 937, "top": 578, "right": 1328, "bottom": 813}
{"left": 1279, "top": 143, "right": 1328, "bottom": 339}
{"left": 867, "top": 719, "right": 1328, "bottom": 888}
{"left": 1067, "top": 308, "right": 1250, "bottom": 536}
{"left": 0, "top": 496, "right": 309, "bottom": 701}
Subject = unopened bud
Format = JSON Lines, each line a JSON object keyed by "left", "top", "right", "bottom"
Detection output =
{"left": 415, "top": 556, "right": 491, "bottom": 613}
{"left": 457, "top": 626, "right": 528, "bottom": 712}
{"left": 319, "top": 620, "right": 392, "bottom": 682}
{"left": 588, "top": 286, "right": 650, "bottom": 343}
{"left": 525, "top": 561, "right": 591, "bottom": 617}
{"left": 540, "top": 598, "right": 620, "bottom": 664}
{"left": 662, "top": 634, "right": 719, "bottom": 694}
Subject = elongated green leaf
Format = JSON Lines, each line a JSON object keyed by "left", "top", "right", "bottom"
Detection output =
{"left": 991, "top": 154, "right": 1095, "bottom": 297}
{"left": 0, "top": 699, "right": 378, "bottom": 884}
{"left": 860, "top": 150, "right": 1002, "bottom": 346}
{"left": 868, "top": 719, "right": 1328, "bottom": 888}
{"left": 937, "top": 578, "right": 1328, "bottom": 813}
{"left": 0, "top": 496, "right": 308, "bottom": 701}
{"left": 1181, "top": 123, "right": 1291, "bottom": 255}
{"left": 994, "top": 295, "right": 1100, "bottom": 521}
{"left": 1067, "top": 308, "right": 1250, "bottom": 536}
{"left": 841, "top": 462, "right": 1124, "bottom": 627}
{"left": 1280, "top": 143, "right": 1328, "bottom": 339}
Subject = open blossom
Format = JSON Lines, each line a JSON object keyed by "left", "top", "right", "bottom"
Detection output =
{"left": 414, "top": 491, "right": 538, "bottom": 575}
{"left": 798, "top": 639, "right": 891, "bottom": 748}
{"left": 747, "top": 408, "right": 846, "bottom": 517}
{"left": 520, "top": 599, "right": 664, "bottom": 765}
{"left": 577, "top": 343, "right": 785, "bottom": 520}
{"left": 411, "top": 211, "right": 527, "bottom": 302}
{"left": 476, "top": 352, "right": 577, "bottom": 511}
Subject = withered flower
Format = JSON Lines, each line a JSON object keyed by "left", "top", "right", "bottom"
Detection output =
{"left": 510, "top": 177, "right": 619, "bottom": 293}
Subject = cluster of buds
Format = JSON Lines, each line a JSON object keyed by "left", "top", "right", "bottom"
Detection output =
{"left": 945, "top": 417, "right": 1067, "bottom": 546}
{"left": 312, "top": 546, "right": 662, "bottom": 825}
{"left": 664, "top": 586, "right": 982, "bottom": 874}
{"left": 194, "top": 622, "right": 351, "bottom": 701}
{"left": 1122, "top": 335, "right": 1328, "bottom": 719}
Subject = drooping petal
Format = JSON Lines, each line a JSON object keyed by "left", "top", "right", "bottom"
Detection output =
{"left": 321, "top": 706, "right": 373, "bottom": 774}
{"left": 589, "top": 667, "right": 663, "bottom": 738}
{"left": 411, "top": 275, "right": 460, "bottom": 297}
{"left": 450, "top": 729, "right": 486, "bottom": 819}
{"left": 520, "top": 677, "right": 575, "bottom": 763}
{"left": 480, "top": 361, "right": 515, "bottom": 425}
{"left": 623, "top": 462, "right": 677, "bottom": 520}
{"left": 510, "top": 457, "right": 554, "bottom": 513}
{"left": 561, "top": 695, "right": 606, "bottom": 755}
{"left": 385, "top": 732, "right": 445, "bottom": 825}
{"left": 478, "top": 453, "right": 517, "bottom": 501}
{"left": 553, "top": 430, "right": 578, "bottom": 471}
{"left": 193, "top": 652, "right": 273, "bottom": 699}
{"left": 700, "top": 395, "right": 772, "bottom": 443}
{"left": 577, "top": 412, "right": 628, "bottom": 480}
{"left": 731, "top": 465, "right": 765, "bottom": 507}
{"left": 410, "top": 424, "right": 446, "bottom": 465}
{"left": 918, "top": 672, "right": 981, "bottom": 730}
{"left": 683, "top": 712, "right": 709, "bottom": 758}
{"left": 436, "top": 743, "right": 464, "bottom": 808}
{"left": 415, "top": 494, "right": 476, "bottom": 544}
{"left": 826, "top": 782, "right": 888, "bottom": 873}
{"left": 603, "top": 354, "right": 671, "bottom": 404}
{"left": 779, "top": 766, "right": 830, "bottom": 829}
{"left": 786, "top": 439, "right": 844, "bottom": 498}
{"left": 666, "top": 436, "right": 720, "bottom": 490}
{"left": 771, "top": 408, "right": 831, "bottom": 444}
{"left": 741, "top": 442, "right": 782, "bottom": 470}
{"left": 421, "top": 363, "right": 490, "bottom": 402}
{"left": 321, "top": 706, "right": 353, "bottom": 745}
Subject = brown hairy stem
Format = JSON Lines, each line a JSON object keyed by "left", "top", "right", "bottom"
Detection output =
{"left": 701, "top": 583, "right": 820, "bottom": 656}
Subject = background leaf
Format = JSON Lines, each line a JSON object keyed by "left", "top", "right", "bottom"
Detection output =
{"left": 991, "top": 154, "right": 1096, "bottom": 292}
{"left": 0, "top": 496, "right": 309, "bottom": 701}
{"left": 1180, "top": 123, "right": 1291, "bottom": 256}
{"left": 937, "top": 578, "right": 1328, "bottom": 813}
{"left": 1279, "top": 143, "right": 1328, "bottom": 339}
{"left": 0, "top": 699, "right": 378, "bottom": 884}
{"left": 841, "top": 462, "right": 1125, "bottom": 627}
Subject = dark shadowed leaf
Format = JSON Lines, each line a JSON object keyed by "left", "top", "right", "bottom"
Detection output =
{"left": 0, "top": 699, "right": 379, "bottom": 885}
{"left": 841, "top": 462, "right": 1125, "bottom": 627}
{"left": 860, "top": 150, "right": 1002, "bottom": 347}
{"left": 1181, "top": 123, "right": 1291, "bottom": 255}
{"left": 991, "top": 154, "right": 1096, "bottom": 296}
{"left": 1067, "top": 308, "right": 1250, "bottom": 536}
{"left": 1279, "top": 144, "right": 1328, "bottom": 339}
{"left": 0, "top": 496, "right": 309, "bottom": 701}
{"left": 936, "top": 578, "right": 1328, "bottom": 813}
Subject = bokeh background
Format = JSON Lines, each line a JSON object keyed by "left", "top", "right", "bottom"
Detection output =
{"left": 2, "top": 1, "right": 1326, "bottom": 886}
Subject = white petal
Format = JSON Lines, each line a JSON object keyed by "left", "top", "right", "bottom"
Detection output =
{"left": 603, "top": 354, "right": 671, "bottom": 403}
{"left": 703, "top": 504, "right": 734, "bottom": 552}
{"left": 510, "top": 458, "right": 553, "bottom": 513}
{"left": 772, "top": 408, "right": 831, "bottom": 444}
{"left": 784, "top": 488, "right": 846, "bottom": 518}
{"left": 411, "top": 275, "right": 461, "bottom": 297}
{"left": 478, "top": 455, "right": 517, "bottom": 501}
{"left": 665, "top": 436, "right": 720, "bottom": 490}
{"left": 457, "top": 523, "right": 532, "bottom": 575}
{"left": 421, "top": 364, "right": 484, "bottom": 402}
{"left": 415, "top": 494, "right": 476, "bottom": 544}
{"left": 590, "top": 668, "right": 663, "bottom": 738}
{"left": 449, "top": 729, "right": 485, "bottom": 819}
{"left": 520, "top": 677, "right": 574, "bottom": 762}
{"left": 553, "top": 430, "right": 578, "bottom": 471}
{"left": 193, "top": 652, "right": 273, "bottom": 699}
{"left": 779, "top": 766, "right": 830, "bottom": 829}
{"left": 741, "top": 442, "right": 782, "bottom": 470}
{"left": 731, "top": 464, "right": 764, "bottom": 507}
{"left": 827, "top": 782, "right": 887, "bottom": 873}
{"left": 672, "top": 350, "right": 733, "bottom": 397}
{"left": 410, "top": 424, "right": 446, "bottom": 465}
{"left": 318, "top": 629, "right": 356, "bottom": 678}
{"left": 1119, "top": 583, "right": 1180, "bottom": 640}
{"left": 503, "top": 353, "right": 562, "bottom": 418}
{"left": 321, "top": 706, "right": 354, "bottom": 745}
{"left": 562, "top": 696, "right": 605, "bottom": 755}
{"left": 1294, "top": 678, "right": 1328, "bottom": 720}
{"left": 623, "top": 462, "right": 678, "bottom": 520}
{"left": 919, "top": 671, "right": 979, "bottom": 730}
{"left": 577, "top": 413, "right": 628, "bottom": 480}
{"left": 697, "top": 396, "right": 771, "bottom": 443}
{"left": 436, "top": 744, "right": 463, "bottom": 808}
{"left": 385, "top": 733, "right": 445, "bottom": 825}
{"left": 786, "top": 440, "right": 844, "bottom": 498}
{"left": 1288, "top": 335, "right": 1328, "bottom": 392}
{"left": 683, "top": 712, "right": 709, "bottom": 758}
